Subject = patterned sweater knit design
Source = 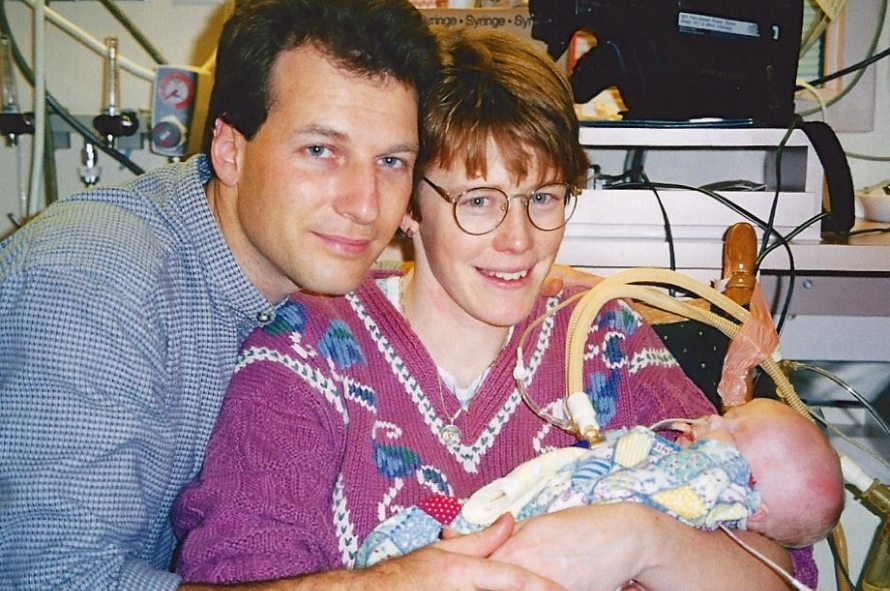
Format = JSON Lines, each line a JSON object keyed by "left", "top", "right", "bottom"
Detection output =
{"left": 171, "top": 270, "right": 816, "bottom": 587}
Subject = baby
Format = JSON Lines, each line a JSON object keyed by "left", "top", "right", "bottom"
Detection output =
{"left": 356, "top": 398, "right": 844, "bottom": 567}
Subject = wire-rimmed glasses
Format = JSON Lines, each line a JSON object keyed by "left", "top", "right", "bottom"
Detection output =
{"left": 422, "top": 177, "right": 579, "bottom": 236}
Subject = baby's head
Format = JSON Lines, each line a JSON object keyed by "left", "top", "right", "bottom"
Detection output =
{"left": 679, "top": 398, "right": 844, "bottom": 547}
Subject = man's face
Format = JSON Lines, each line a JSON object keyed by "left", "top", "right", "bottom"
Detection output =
{"left": 225, "top": 44, "right": 419, "bottom": 300}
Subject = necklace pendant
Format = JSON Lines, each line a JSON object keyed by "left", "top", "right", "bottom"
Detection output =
{"left": 441, "top": 423, "right": 462, "bottom": 447}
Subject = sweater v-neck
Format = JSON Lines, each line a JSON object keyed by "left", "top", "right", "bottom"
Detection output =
{"left": 357, "top": 272, "right": 548, "bottom": 444}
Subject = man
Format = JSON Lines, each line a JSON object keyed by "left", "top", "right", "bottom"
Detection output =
{"left": 1, "top": 2, "right": 555, "bottom": 590}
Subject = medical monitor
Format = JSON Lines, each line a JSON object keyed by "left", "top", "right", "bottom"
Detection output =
{"left": 528, "top": 0, "right": 804, "bottom": 126}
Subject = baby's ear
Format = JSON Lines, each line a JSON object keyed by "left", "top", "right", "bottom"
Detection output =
{"left": 746, "top": 507, "right": 769, "bottom": 533}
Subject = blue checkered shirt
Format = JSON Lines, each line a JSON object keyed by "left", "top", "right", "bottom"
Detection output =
{"left": 0, "top": 155, "right": 277, "bottom": 591}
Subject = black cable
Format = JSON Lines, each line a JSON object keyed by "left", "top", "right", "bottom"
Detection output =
{"left": 756, "top": 212, "right": 828, "bottom": 262}
{"left": 847, "top": 225, "right": 890, "bottom": 237}
{"left": 639, "top": 170, "right": 676, "bottom": 273}
{"left": 758, "top": 118, "right": 797, "bottom": 262}
{"left": 0, "top": 1, "right": 145, "bottom": 176}
{"left": 806, "top": 45, "right": 890, "bottom": 87}
{"left": 613, "top": 180, "right": 798, "bottom": 334}
{"left": 97, "top": 0, "right": 168, "bottom": 65}
{"left": 626, "top": 149, "right": 646, "bottom": 184}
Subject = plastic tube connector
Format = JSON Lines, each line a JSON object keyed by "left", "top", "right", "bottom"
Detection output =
{"left": 566, "top": 391, "right": 601, "bottom": 443}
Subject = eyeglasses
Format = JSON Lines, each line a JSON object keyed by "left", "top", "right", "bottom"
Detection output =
{"left": 421, "top": 177, "right": 579, "bottom": 236}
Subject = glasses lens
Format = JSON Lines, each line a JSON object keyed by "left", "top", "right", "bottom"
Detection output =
{"left": 528, "top": 184, "right": 575, "bottom": 231}
{"left": 454, "top": 188, "right": 508, "bottom": 235}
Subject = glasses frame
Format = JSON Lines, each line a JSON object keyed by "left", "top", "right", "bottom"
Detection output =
{"left": 421, "top": 177, "right": 579, "bottom": 236}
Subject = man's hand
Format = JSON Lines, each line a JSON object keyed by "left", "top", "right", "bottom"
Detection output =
{"left": 372, "top": 514, "right": 568, "bottom": 591}
{"left": 541, "top": 265, "right": 602, "bottom": 296}
{"left": 181, "top": 515, "right": 567, "bottom": 591}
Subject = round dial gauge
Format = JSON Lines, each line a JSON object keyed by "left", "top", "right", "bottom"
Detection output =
{"left": 157, "top": 71, "right": 195, "bottom": 111}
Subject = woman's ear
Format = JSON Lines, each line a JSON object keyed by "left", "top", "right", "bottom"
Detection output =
{"left": 209, "top": 117, "right": 241, "bottom": 187}
{"left": 400, "top": 213, "right": 419, "bottom": 238}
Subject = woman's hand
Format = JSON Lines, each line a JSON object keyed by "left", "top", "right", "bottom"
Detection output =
{"left": 541, "top": 264, "right": 602, "bottom": 296}
{"left": 489, "top": 503, "right": 793, "bottom": 591}
{"left": 489, "top": 504, "right": 654, "bottom": 591}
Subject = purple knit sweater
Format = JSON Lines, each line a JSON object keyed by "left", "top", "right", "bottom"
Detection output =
{"left": 171, "top": 269, "right": 816, "bottom": 587}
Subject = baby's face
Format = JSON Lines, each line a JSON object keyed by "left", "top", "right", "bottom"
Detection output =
{"left": 675, "top": 413, "right": 739, "bottom": 449}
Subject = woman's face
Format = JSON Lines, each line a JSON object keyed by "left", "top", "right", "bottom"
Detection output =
{"left": 410, "top": 144, "right": 566, "bottom": 328}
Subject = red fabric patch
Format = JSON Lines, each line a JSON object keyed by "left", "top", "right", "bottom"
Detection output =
{"left": 417, "top": 494, "right": 462, "bottom": 525}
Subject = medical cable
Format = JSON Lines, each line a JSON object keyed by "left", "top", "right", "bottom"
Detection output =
{"left": 718, "top": 525, "right": 820, "bottom": 591}
{"left": 755, "top": 211, "right": 828, "bottom": 261}
{"left": 758, "top": 118, "right": 797, "bottom": 263}
{"left": 795, "top": 79, "right": 828, "bottom": 123}
{"left": 515, "top": 268, "right": 811, "bottom": 441}
{"left": 514, "top": 270, "right": 828, "bottom": 591}
{"left": 608, "top": 179, "right": 799, "bottom": 334}
{"left": 640, "top": 170, "right": 676, "bottom": 275}
{"left": 809, "top": 412, "right": 890, "bottom": 476}
{"left": 97, "top": 0, "right": 168, "bottom": 65}
{"left": 846, "top": 224, "right": 890, "bottom": 237}
{"left": 808, "top": 45, "right": 890, "bottom": 88}
{"left": 782, "top": 360, "right": 890, "bottom": 442}
{"left": 845, "top": 151, "right": 890, "bottom": 162}
{"left": 827, "top": 525, "right": 855, "bottom": 591}
{"left": 799, "top": 0, "right": 887, "bottom": 117}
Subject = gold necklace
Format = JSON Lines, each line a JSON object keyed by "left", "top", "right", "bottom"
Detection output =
{"left": 399, "top": 274, "right": 464, "bottom": 448}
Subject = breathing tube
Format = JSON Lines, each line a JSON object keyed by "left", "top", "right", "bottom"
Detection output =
{"left": 515, "top": 267, "right": 812, "bottom": 444}
{"left": 513, "top": 267, "right": 826, "bottom": 590}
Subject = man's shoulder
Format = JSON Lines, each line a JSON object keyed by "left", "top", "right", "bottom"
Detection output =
{"left": 1, "top": 159, "right": 209, "bottom": 284}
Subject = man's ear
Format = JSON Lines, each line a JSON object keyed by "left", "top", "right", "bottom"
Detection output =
{"left": 209, "top": 117, "right": 242, "bottom": 187}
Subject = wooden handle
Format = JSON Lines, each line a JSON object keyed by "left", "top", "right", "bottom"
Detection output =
{"left": 722, "top": 222, "right": 757, "bottom": 307}
{"left": 721, "top": 222, "right": 758, "bottom": 405}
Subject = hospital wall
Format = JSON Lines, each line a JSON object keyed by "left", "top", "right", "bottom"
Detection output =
{"left": 2, "top": 1, "right": 890, "bottom": 235}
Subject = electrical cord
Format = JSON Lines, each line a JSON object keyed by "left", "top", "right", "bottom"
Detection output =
{"left": 798, "top": 0, "right": 887, "bottom": 117}
{"left": 846, "top": 225, "right": 890, "bottom": 237}
{"left": 758, "top": 119, "right": 797, "bottom": 263}
{"left": 845, "top": 151, "right": 890, "bottom": 162}
{"left": 611, "top": 179, "right": 798, "bottom": 335}
{"left": 755, "top": 211, "right": 828, "bottom": 261}
{"left": 799, "top": 10, "right": 830, "bottom": 58}
{"left": 639, "top": 170, "right": 676, "bottom": 273}
{"left": 795, "top": 79, "right": 828, "bottom": 123}
{"left": 0, "top": 1, "right": 145, "bottom": 176}
{"left": 97, "top": 0, "right": 168, "bottom": 66}
{"left": 808, "top": 45, "right": 890, "bottom": 88}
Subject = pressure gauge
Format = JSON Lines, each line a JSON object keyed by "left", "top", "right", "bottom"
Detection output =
{"left": 151, "top": 66, "right": 200, "bottom": 157}
{"left": 157, "top": 70, "right": 195, "bottom": 111}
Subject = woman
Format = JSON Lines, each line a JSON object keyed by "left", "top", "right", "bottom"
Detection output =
{"left": 172, "top": 26, "right": 811, "bottom": 591}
